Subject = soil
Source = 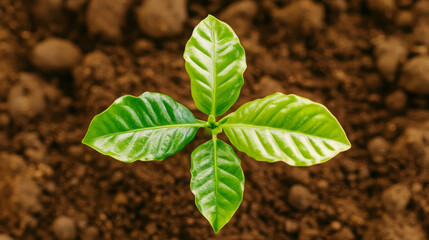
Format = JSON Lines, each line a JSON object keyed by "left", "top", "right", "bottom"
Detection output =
{"left": 1, "top": 0, "right": 429, "bottom": 239}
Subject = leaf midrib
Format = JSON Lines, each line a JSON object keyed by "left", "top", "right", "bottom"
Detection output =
{"left": 222, "top": 123, "right": 347, "bottom": 145}
{"left": 210, "top": 20, "right": 217, "bottom": 116}
{"left": 89, "top": 122, "right": 205, "bottom": 141}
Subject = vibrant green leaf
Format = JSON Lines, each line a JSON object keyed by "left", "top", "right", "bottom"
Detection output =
{"left": 82, "top": 92, "right": 203, "bottom": 162}
{"left": 220, "top": 93, "right": 351, "bottom": 166}
{"left": 190, "top": 138, "right": 244, "bottom": 233}
{"left": 184, "top": 14, "right": 246, "bottom": 116}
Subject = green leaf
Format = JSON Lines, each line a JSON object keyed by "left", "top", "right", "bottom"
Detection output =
{"left": 220, "top": 93, "right": 351, "bottom": 166}
{"left": 82, "top": 92, "right": 203, "bottom": 162}
{"left": 184, "top": 14, "right": 246, "bottom": 117}
{"left": 190, "top": 138, "right": 244, "bottom": 233}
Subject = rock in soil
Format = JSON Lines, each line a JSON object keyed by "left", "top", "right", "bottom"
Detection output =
{"left": 219, "top": 0, "right": 258, "bottom": 37}
{"left": 414, "top": 0, "right": 429, "bottom": 18}
{"left": 367, "top": 136, "right": 390, "bottom": 163}
{"left": 391, "top": 124, "right": 429, "bottom": 169}
{"left": 81, "top": 226, "right": 99, "bottom": 240}
{"left": 395, "top": 11, "right": 415, "bottom": 28}
{"left": 52, "top": 216, "right": 76, "bottom": 240}
{"left": 272, "top": 0, "right": 325, "bottom": 37}
{"left": 385, "top": 90, "right": 407, "bottom": 111}
{"left": 400, "top": 56, "right": 429, "bottom": 94}
{"left": 136, "top": 0, "right": 187, "bottom": 38}
{"left": 374, "top": 37, "right": 407, "bottom": 82}
{"left": 284, "top": 219, "right": 299, "bottom": 233}
{"left": 33, "top": 0, "right": 64, "bottom": 26}
{"left": 366, "top": 0, "right": 396, "bottom": 20}
{"left": 0, "top": 234, "right": 13, "bottom": 240}
{"left": 12, "top": 176, "right": 42, "bottom": 213}
{"left": 288, "top": 185, "right": 313, "bottom": 210}
{"left": 31, "top": 38, "right": 82, "bottom": 72}
{"left": 332, "top": 227, "right": 355, "bottom": 240}
{"left": 382, "top": 184, "right": 411, "bottom": 213}
{"left": 86, "top": 0, "right": 132, "bottom": 41}
{"left": 363, "top": 214, "right": 425, "bottom": 240}
{"left": 8, "top": 73, "right": 47, "bottom": 121}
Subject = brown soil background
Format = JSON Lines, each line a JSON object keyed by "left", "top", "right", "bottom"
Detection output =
{"left": 1, "top": 0, "right": 429, "bottom": 239}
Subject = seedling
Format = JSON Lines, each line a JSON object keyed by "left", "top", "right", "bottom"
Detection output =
{"left": 82, "top": 15, "right": 351, "bottom": 233}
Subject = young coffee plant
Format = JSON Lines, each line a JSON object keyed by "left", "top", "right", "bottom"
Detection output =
{"left": 82, "top": 15, "right": 351, "bottom": 233}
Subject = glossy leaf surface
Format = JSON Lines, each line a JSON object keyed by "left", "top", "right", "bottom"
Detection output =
{"left": 190, "top": 139, "right": 244, "bottom": 233}
{"left": 184, "top": 15, "right": 246, "bottom": 116}
{"left": 221, "top": 93, "right": 351, "bottom": 166}
{"left": 82, "top": 92, "right": 202, "bottom": 162}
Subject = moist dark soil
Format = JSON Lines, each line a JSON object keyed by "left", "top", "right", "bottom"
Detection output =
{"left": 1, "top": 0, "right": 429, "bottom": 239}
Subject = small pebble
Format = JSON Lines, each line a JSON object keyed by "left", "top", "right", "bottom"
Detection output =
{"left": 382, "top": 184, "right": 411, "bottom": 213}
{"left": 366, "top": 0, "right": 396, "bottom": 19}
{"left": 136, "top": 0, "right": 187, "bottom": 38}
{"left": 340, "top": 158, "right": 358, "bottom": 172}
{"left": 385, "top": 90, "right": 407, "bottom": 111}
{"left": 86, "top": 0, "right": 132, "bottom": 41}
{"left": 411, "top": 182, "right": 423, "bottom": 193}
{"left": 31, "top": 38, "right": 82, "bottom": 72}
{"left": 33, "top": 0, "right": 63, "bottom": 23}
{"left": 395, "top": 11, "right": 414, "bottom": 28}
{"left": 272, "top": 0, "right": 325, "bottom": 37}
{"left": 52, "top": 216, "right": 76, "bottom": 240}
{"left": 285, "top": 219, "right": 299, "bottom": 233}
{"left": 114, "top": 192, "right": 128, "bottom": 205}
{"left": 332, "top": 227, "right": 355, "bottom": 240}
{"left": 330, "top": 220, "right": 342, "bottom": 231}
{"left": 219, "top": 0, "right": 258, "bottom": 37}
{"left": 12, "top": 176, "right": 41, "bottom": 213}
{"left": 0, "top": 113, "right": 10, "bottom": 127}
{"left": 374, "top": 37, "right": 407, "bottom": 82}
{"left": 81, "top": 226, "right": 99, "bottom": 240}
{"left": 8, "top": 74, "right": 46, "bottom": 121}
{"left": 132, "top": 39, "right": 155, "bottom": 54}
{"left": 400, "top": 56, "right": 429, "bottom": 94}
{"left": 367, "top": 137, "right": 390, "bottom": 163}
{"left": 288, "top": 185, "right": 313, "bottom": 210}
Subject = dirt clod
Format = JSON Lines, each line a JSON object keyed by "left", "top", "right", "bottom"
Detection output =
{"left": 31, "top": 38, "right": 82, "bottom": 72}
{"left": 367, "top": 136, "right": 390, "bottom": 163}
{"left": 400, "top": 56, "right": 429, "bottom": 94}
{"left": 332, "top": 227, "right": 355, "bottom": 240}
{"left": 86, "top": 0, "right": 132, "bottom": 41}
{"left": 33, "top": 0, "right": 64, "bottom": 29}
{"left": 52, "top": 216, "right": 76, "bottom": 240}
{"left": 12, "top": 176, "right": 41, "bottom": 213}
{"left": 81, "top": 226, "right": 99, "bottom": 240}
{"left": 382, "top": 184, "right": 411, "bottom": 213}
{"left": 285, "top": 219, "right": 300, "bottom": 233}
{"left": 136, "top": 0, "right": 187, "bottom": 38}
{"left": 366, "top": 0, "right": 396, "bottom": 19}
{"left": 363, "top": 214, "right": 425, "bottom": 240}
{"left": 395, "top": 11, "right": 415, "bottom": 28}
{"left": 374, "top": 37, "right": 407, "bottom": 82}
{"left": 8, "top": 73, "right": 47, "bottom": 121}
{"left": 272, "top": 0, "right": 325, "bottom": 37}
{"left": 288, "top": 185, "right": 313, "bottom": 210}
{"left": 385, "top": 90, "right": 407, "bottom": 111}
{"left": 219, "top": 0, "right": 258, "bottom": 37}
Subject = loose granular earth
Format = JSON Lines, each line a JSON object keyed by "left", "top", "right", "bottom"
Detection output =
{"left": 0, "top": 0, "right": 428, "bottom": 239}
